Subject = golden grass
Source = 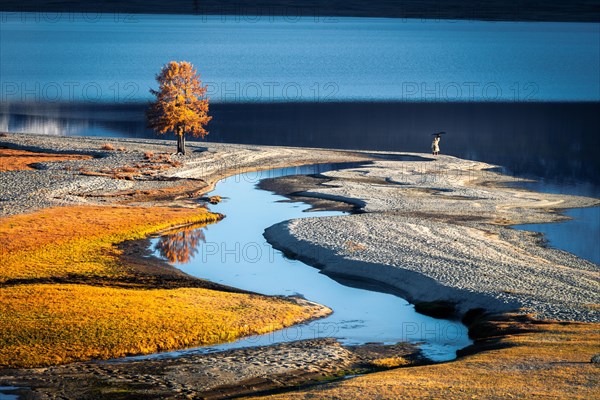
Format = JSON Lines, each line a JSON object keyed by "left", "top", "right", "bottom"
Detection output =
{"left": 80, "top": 167, "right": 142, "bottom": 180}
{"left": 0, "top": 205, "right": 222, "bottom": 282}
{"left": 369, "top": 356, "right": 411, "bottom": 368}
{"left": 0, "top": 148, "right": 92, "bottom": 171}
{"left": 0, "top": 284, "right": 318, "bottom": 367}
{"left": 344, "top": 240, "right": 366, "bottom": 253}
{"left": 0, "top": 205, "right": 327, "bottom": 367}
{"left": 258, "top": 317, "right": 600, "bottom": 399}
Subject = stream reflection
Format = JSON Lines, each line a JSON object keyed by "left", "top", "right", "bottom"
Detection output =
{"left": 154, "top": 225, "right": 207, "bottom": 264}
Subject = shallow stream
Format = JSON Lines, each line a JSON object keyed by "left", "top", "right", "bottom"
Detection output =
{"left": 146, "top": 163, "right": 472, "bottom": 362}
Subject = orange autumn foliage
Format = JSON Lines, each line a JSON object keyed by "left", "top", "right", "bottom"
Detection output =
{"left": 154, "top": 225, "right": 207, "bottom": 264}
{"left": 0, "top": 148, "right": 91, "bottom": 171}
{"left": 147, "top": 61, "right": 212, "bottom": 155}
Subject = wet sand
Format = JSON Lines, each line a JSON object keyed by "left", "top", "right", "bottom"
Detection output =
{"left": 0, "top": 339, "right": 425, "bottom": 399}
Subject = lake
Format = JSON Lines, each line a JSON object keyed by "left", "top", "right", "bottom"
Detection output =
{"left": 1, "top": 13, "right": 599, "bottom": 102}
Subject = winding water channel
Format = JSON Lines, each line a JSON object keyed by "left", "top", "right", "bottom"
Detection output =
{"left": 146, "top": 163, "right": 471, "bottom": 362}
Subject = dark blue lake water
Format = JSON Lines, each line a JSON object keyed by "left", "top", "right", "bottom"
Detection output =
{"left": 508, "top": 180, "right": 600, "bottom": 264}
{"left": 1, "top": 13, "right": 599, "bottom": 102}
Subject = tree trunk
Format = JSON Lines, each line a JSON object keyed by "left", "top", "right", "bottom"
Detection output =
{"left": 177, "top": 133, "right": 186, "bottom": 155}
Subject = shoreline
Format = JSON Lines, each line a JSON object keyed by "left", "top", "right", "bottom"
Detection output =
{"left": 0, "top": 133, "right": 370, "bottom": 216}
{"left": 0, "top": 135, "right": 424, "bottom": 398}
{"left": 259, "top": 155, "right": 599, "bottom": 322}
{"left": 2, "top": 132, "right": 598, "bottom": 321}
{"left": 3, "top": 101, "right": 598, "bottom": 191}
{"left": 1, "top": 133, "right": 599, "bottom": 398}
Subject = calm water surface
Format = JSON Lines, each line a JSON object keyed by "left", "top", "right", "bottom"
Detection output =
{"left": 1, "top": 14, "right": 599, "bottom": 102}
{"left": 0, "top": 387, "right": 19, "bottom": 400}
{"left": 515, "top": 207, "right": 599, "bottom": 265}
{"left": 147, "top": 164, "right": 471, "bottom": 362}
{"left": 509, "top": 180, "right": 600, "bottom": 265}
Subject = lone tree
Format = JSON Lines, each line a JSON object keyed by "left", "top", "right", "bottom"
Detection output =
{"left": 147, "top": 61, "right": 211, "bottom": 155}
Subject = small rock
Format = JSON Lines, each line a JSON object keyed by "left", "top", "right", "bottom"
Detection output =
{"left": 591, "top": 354, "right": 600, "bottom": 364}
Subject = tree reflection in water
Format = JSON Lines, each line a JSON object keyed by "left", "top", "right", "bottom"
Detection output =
{"left": 154, "top": 226, "right": 206, "bottom": 264}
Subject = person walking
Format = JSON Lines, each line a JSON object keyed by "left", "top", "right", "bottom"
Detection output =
{"left": 431, "top": 133, "right": 441, "bottom": 155}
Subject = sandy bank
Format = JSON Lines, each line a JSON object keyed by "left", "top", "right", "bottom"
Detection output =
{"left": 0, "top": 338, "right": 425, "bottom": 399}
{"left": 262, "top": 154, "right": 599, "bottom": 322}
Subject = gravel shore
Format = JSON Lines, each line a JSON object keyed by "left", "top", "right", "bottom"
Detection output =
{"left": 263, "top": 156, "right": 600, "bottom": 322}
{"left": 0, "top": 339, "right": 355, "bottom": 399}
{"left": 0, "top": 133, "right": 366, "bottom": 216}
{"left": 2, "top": 133, "right": 598, "bottom": 323}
